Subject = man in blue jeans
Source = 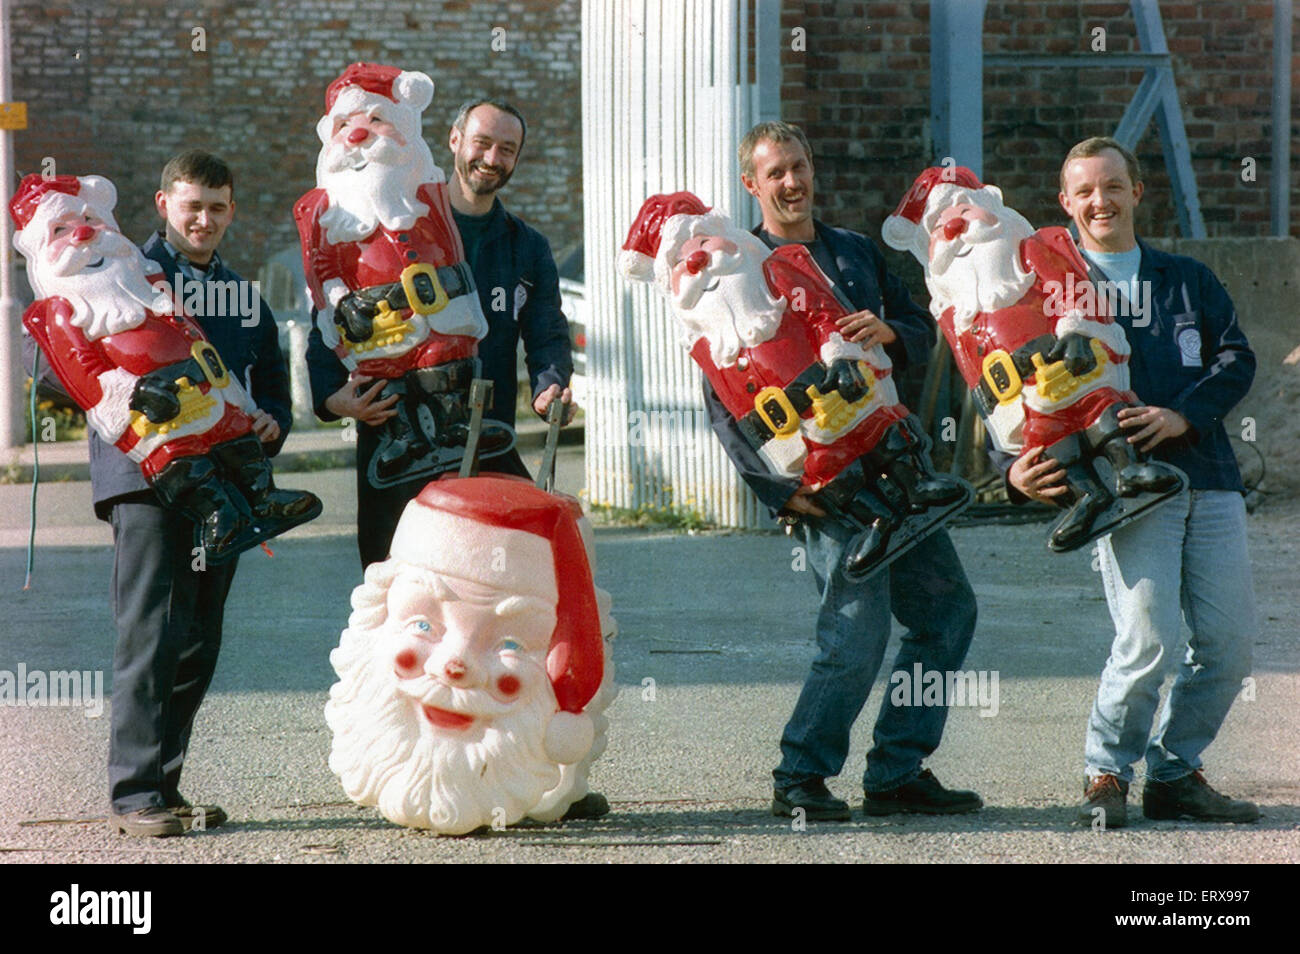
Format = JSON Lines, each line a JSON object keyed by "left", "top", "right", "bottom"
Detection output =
{"left": 709, "top": 121, "right": 981, "bottom": 820}
{"left": 1012, "top": 137, "right": 1259, "bottom": 827}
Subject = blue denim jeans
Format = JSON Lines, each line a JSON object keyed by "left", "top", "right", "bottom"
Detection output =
{"left": 1085, "top": 490, "right": 1256, "bottom": 783}
{"left": 773, "top": 517, "right": 978, "bottom": 793}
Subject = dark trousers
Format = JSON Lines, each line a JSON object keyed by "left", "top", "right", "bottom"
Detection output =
{"left": 355, "top": 424, "right": 531, "bottom": 569}
{"left": 107, "top": 499, "right": 237, "bottom": 813}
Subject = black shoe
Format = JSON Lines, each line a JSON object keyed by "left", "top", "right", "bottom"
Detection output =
{"left": 108, "top": 806, "right": 184, "bottom": 838}
{"left": 561, "top": 792, "right": 610, "bottom": 821}
{"left": 772, "top": 779, "right": 852, "bottom": 821}
{"left": 1077, "top": 773, "right": 1128, "bottom": 828}
{"left": 863, "top": 769, "right": 982, "bottom": 815}
{"left": 1142, "top": 771, "right": 1260, "bottom": 823}
{"left": 167, "top": 797, "right": 227, "bottom": 831}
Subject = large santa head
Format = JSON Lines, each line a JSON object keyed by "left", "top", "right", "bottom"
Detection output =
{"left": 882, "top": 165, "right": 1036, "bottom": 331}
{"left": 11, "top": 173, "right": 171, "bottom": 339}
{"left": 325, "top": 476, "right": 616, "bottom": 835}
{"left": 620, "top": 191, "right": 786, "bottom": 368}
{"left": 313, "top": 62, "right": 441, "bottom": 244}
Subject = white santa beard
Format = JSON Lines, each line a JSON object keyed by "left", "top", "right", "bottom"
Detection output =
{"left": 33, "top": 236, "right": 170, "bottom": 340}
{"left": 316, "top": 136, "right": 439, "bottom": 244}
{"left": 672, "top": 261, "right": 786, "bottom": 368}
{"left": 326, "top": 625, "right": 561, "bottom": 835}
{"left": 928, "top": 227, "right": 1035, "bottom": 333}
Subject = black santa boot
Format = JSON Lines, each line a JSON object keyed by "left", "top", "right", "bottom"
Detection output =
{"left": 817, "top": 465, "right": 899, "bottom": 578}
{"left": 867, "top": 418, "right": 968, "bottom": 512}
{"left": 151, "top": 455, "right": 251, "bottom": 559}
{"left": 211, "top": 434, "right": 321, "bottom": 524}
{"left": 1042, "top": 432, "right": 1115, "bottom": 552}
{"left": 1087, "top": 404, "right": 1184, "bottom": 497}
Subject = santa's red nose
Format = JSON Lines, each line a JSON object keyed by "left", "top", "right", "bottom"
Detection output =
{"left": 943, "top": 216, "right": 967, "bottom": 241}
{"left": 685, "top": 249, "right": 710, "bottom": 275}
{"left": 71, "top": 225, "right": 96, "bottom": 244}
{"left": 346, "top": 127, "right": 369, "bottom": 145}
{"left": 443, "top": 659, "right": 467, "bottom": 682}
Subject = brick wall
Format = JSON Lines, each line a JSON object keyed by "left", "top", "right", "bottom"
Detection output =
{"left": 779, "top": 1, "right": 1299, "bottom": 286}
{"left": 11, "top": 0, "right": 584, "bottom": 282}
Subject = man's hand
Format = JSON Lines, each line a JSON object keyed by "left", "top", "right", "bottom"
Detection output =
{"left": 1118, "top": 405, "right": 1189, "bottom": 452}
{"left": 1008, "top": 445, "right": 1070, "bottom": 504}
{"left": 324, "top": 374, "right": 399, "bottom": 426}
{"left": 781, "top": 485, "right": 826, "bottom": 518}
{"left": 249, "top": 409, "right": 281, "bottom": 445}
{"left": 836, "top": 309, "right": 897, "bottom": 350}
{"left": 533, "top": 384, "right": 576, "bottom": 425}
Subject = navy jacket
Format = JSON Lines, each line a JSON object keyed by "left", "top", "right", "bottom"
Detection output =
{"left": 306, "top": 197, "right": 572, "bottom": 428}
{"left": 28, "top": 233, "right": 292, "bottom": 517}
{"left": 997, "top": 238, "right": 1254, "bottom": 496}
{"left": 703, "top": 220, "right": 936, "bottom": 516}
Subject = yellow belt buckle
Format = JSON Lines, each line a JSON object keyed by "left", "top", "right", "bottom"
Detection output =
{"left": 1030, "top": 352, "right": 1072, "bottom": 402}
{"left": 400, "top": 262, "right": 448, "bottom": 316}
{"left": 982, "top": 350, "right": 1022, "bottom": 405}
{"left": 191, "top": 340, "right": 229, "bottom": 388}
{"left": 754, "top": 386, "right": 800, "bottom": 438}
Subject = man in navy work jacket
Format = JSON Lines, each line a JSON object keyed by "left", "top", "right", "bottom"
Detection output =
{"left": 308, "top": 99, "right": 574, "bottom": 570}
{"left": 1011, "top": 136, "right": 1259, "bottom": 828}
{"left": 711, "top": 121, "right": 982, "bottom": 821}
{"left": 28, "top": 151, "right": 292, "bottom": 837}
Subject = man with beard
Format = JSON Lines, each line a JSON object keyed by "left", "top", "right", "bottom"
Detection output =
{"left": 325, "top": 477, "right": 614, "bottom": 835}
{"left": 882, "top": 165, "right": 1182, "bottom": 552}
{"left": 671, "top": 121, "right": 981, "bottom": 821}
{"left": 16, "top": 153, "right": 304, "bottom": 836}
{"left": 307, "top": 86, "right": 574, "bottom": 568}
{"left": 1015, "top": 138, "right": 1258, "bottom": 827}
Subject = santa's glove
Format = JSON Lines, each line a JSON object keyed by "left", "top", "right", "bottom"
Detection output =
{"left": 336, "top": 292, "right": 380, "bottom": 343}
{"left": 1047, "top": 333, "right": 1097, "bottom": 377}
{"left": 129, "top": 375, "right": 182, "bottom": 424}
{"left": 821, "top": 358, "right": 870, "bottom": 403}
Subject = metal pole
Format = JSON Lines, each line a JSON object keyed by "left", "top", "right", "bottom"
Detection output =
{"left": 1272, "top": 0, "right": 1293, "bottom": 237}
{"left": 0, "top": 0, "right": 22, "bottom": 451}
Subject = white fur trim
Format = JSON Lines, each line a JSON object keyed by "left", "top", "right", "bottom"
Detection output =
{"left": 619, "top": 248, "right": 654, "bottom": 282}
{"left": 389, "top": 505, "right": 558, "bottom": 604}
{"left": 818, "top": 331, "right": 893, "bottom": 369}
{"left": 1056, "top": 310, "right": 1131, "bottom": 357}
{"left": 318, "top": 86, "right": 423, "bottom": 145}
{"left": 14, "top": 178, "right": 121, "bottom": 262}
{"left": 85, "top": 367, "right": 138, "bottom": 443}
{"left": 881, "top": 213, "right": 918, "bottom": 253}
{"left": 425, "top": 292, "right": 488, "bottom": 340}
{"left": 982, "top": 399, "right": 1025, "bottom": 455}
{"left": 653, "top": 210, "right": 735, "bottom": 289}
{"left": 756, "top": 432, "right": 807, "bottom": 479}
{"left": 543, "top": 710, "right": 594, "bottom": 765}
{"left": 1024, "top": 360, "right": 1129, "bottom": 417}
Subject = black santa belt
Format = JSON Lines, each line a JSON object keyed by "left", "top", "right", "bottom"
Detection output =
{"left": 975, "top": 333, "right": 1056, "bottom": 415}
{"left": 355, "top": 261, "right": 475, "bottom": 318}
{"left": 736, "top": 363, "right": 826, "bottom": 451}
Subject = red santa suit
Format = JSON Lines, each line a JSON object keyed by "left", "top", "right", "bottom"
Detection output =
{"left": 692, "top": 244, "right": 908, "bottom": 488}
{"left": 23, "top": 293, "right": 257, "bottom": 481}
{"left": 938, "top": 226, "right": 1134, "bottom": 452}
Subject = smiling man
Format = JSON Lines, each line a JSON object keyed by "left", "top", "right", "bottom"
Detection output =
{"left": 708, "top": 121, "right": 981, "bottom": 822}
{"left": 1016, "top": 136, "right": 1259, "bottom": 828}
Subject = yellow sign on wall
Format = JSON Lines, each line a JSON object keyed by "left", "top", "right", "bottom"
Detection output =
{"left": 0, "top": 103, "right": 28, "bottom": 130}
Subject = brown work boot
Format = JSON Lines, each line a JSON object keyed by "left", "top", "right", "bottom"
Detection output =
{"left": 1078, "top": 773, "right": 1128, "bottom": 829}
{"left": 108, "top": 806, "right": 184, "bottom": 838}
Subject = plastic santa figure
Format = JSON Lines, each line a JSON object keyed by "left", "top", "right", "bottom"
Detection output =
{"left": 620, "top": 192, "right": 970, "bottom": 578}
{"left": 12, "top": 173, "right": 320, "bottom": 562}
{"left": 295, "top": 62, "right": 511, "bottom": 487}
{"left": 325, "top": 476, "right": 616, "bottom": 835}
{"left": 882, "top": 166, "right": 1183, "bottom": 551}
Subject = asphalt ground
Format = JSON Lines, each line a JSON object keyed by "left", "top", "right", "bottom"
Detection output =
{"left": 0, "top": 441, "right": 1297, "bottom": 869}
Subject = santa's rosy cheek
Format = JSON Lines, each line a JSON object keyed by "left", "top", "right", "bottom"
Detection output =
{"left": 496, "top": 674, "right": 521, "bottom": 697}
{"left": 394, "top": 648, "right": 423, "bottom": 677}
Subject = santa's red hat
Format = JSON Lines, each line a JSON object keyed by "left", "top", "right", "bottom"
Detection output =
{"left": 619, "top": 191, "right": 716, "bottom": 284}
{"left": 316, "top": 62, "right": 435, "bottom": 144}
{"left": 882, "top": 165, "right": 993, "bottom": 258}
{"left": 388, "top": 476, "right": 605, "bottom": 764}
{"left": 10, "top": 173, "right": 119, "bottom": 260}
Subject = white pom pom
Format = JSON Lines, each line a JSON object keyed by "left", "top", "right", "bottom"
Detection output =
{"left": 395, "top": 71, "right": 435, "bottom": 113}
{"left": 544, "top": 710, "right": 594, "bottom": 765}
{"left": 618, "top": 248, "right": 654, "bottom": 283}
